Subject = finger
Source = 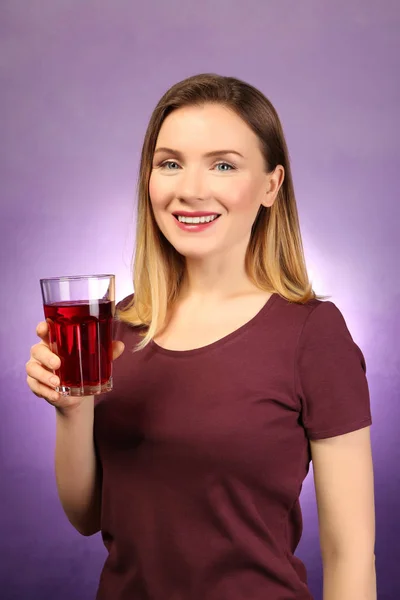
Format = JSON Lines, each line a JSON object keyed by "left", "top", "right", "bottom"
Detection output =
{"left": 26, "top": 360, "right": 60, "bottom": 389}
{"left": 36, "top": 321, "right": 51, "bottom": 345}
{"left": 30, "top": 344, "right": 61, "bottom": 370}
{"left": 112, "top": 341, "right": 125, "bottom": 361}
{"left": 27, "top": 374, "right": 61, "bottom": 404}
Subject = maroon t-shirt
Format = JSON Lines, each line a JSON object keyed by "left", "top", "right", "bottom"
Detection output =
{"left": 93, "top": 292, "right": 372, "bottom": 599}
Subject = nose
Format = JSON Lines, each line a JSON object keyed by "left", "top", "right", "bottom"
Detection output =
{"left": 175, "top": 167, "right": 207, "bottom": 203}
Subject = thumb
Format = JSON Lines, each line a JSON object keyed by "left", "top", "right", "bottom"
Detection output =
{"left": 112, "top": 340, "right": 125, "bottom": 361}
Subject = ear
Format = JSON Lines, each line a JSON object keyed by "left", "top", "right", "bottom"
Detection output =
{"left": 261, "top": 165, "right": 285, "bottom": 208}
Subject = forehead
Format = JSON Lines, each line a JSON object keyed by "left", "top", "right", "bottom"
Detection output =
{"left": 156, "top": 104, "right": 259, "bottom": 151}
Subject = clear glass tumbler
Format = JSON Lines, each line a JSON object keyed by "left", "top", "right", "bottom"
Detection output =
{"left": 40, "top": 274, "right": 115, "bottom": 396}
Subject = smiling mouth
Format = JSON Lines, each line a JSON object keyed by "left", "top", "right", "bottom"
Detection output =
{"left": 173, "top": 214, "right": 221, "bottom": 224}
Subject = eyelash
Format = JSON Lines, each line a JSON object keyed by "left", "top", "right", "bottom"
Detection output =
{"left": 158, "top": 160, "right": 236, "bottom": 172}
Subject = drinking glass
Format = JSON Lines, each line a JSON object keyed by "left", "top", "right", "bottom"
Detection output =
{"left": 40, "top": 274, "right": 115, "bottom": 397}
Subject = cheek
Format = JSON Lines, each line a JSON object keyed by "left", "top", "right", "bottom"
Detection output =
{"left": 148, "top": 173, "right": 174, "bottom": 210}
{"left": 148, "top": 174, "right": 161, "bottom": 209}
{"left": 221, "top": 180, "right": 260, "bottom": 211}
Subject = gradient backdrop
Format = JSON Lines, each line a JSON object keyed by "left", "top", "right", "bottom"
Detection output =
{"left": 1, "top": 1, "right": 399, "bottom": 598}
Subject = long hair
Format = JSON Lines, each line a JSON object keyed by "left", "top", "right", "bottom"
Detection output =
{"left": 118, "top": 73, "right": 328, "bottom": 350}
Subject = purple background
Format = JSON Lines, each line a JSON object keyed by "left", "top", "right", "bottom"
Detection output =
{"left": 1, "top": 1, "right": 399, "bottom": 598}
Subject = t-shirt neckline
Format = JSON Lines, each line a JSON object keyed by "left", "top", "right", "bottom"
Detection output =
{"left": 149, "top": 292, "right": 280, "bottom": 358}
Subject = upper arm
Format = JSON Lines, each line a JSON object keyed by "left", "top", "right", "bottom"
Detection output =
{"left": 310, "top": 425, "right": 375, "bottom": 561}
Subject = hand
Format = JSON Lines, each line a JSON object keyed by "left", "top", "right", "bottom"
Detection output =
{"left": 26, "top": 320, "right": 125, "bottom": 411}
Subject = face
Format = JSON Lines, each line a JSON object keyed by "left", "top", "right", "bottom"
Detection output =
{"left": 149, "top": 103, "right": 282, "bottom": 261}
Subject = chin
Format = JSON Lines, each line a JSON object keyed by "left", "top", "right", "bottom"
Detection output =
{"left": 168, "top": 240, "right": 219, "bottom": 260}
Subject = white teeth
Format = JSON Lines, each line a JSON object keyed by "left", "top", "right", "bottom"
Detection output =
{"left": 177, "top": 215, "right": 219, "bottom": 224}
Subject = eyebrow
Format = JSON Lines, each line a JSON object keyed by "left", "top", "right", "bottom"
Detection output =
{"left": 153, "top": 147, "right": 245, "bottom": 159}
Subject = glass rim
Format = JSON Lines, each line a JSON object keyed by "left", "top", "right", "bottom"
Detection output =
{"left": 40, "top": 273, "right": 115, "bottom": 283}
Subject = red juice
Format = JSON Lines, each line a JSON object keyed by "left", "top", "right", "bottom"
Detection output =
{"left": 43, "top": 299, "right": 115, "bottom": 395}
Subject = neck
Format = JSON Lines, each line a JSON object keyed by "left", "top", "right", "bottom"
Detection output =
{"left": 179, "top": 243, "right": 259, "bottom": 304}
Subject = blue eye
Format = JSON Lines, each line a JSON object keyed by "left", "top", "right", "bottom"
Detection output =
{"left": 161, "top": 160, "right": 180, "bottom": 170}
{"left": 215, "top": 162, "right": 234, "bottom": 172}
{"left": 158, "top": 160, "right": 235, "bottom": 171}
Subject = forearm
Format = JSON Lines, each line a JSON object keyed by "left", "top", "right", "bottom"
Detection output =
{"left": 55, "top": 397, "right": 102, "bottom": 536}
{"left": 322, "top": 554, "right": 376, "bottom": 600}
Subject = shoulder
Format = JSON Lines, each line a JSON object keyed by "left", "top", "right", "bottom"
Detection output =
{"left": 292, "top": 297, "right": 365, "bottom": 372}
{"left": 297, "top": 299, "right": 351, "bottom": 339}
{"left": 272, "top": 295, "right": 356, "bottom": 356}
{"left": 275, "top": 295, "right": 346, "bottom": 332}
{"left": 115, "top": 293, "right": 135, "bottom": 313}
{"left": 113, "top": 293, "right": 137, "bottom": 335}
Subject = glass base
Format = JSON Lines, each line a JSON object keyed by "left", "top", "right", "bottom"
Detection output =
{"left": 56, "top": 376, "right": 113, "bottom": 397}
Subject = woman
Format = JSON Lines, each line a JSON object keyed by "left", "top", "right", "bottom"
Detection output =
{"left": 26, "top": 73, "right": 376, "bottom": 599}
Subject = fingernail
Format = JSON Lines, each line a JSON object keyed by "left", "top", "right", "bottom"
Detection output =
{"left": 50, "top": 358, "right": 58, "bottom": 368}
{"left": 50, "top": 376, "right": 59, "bottom": 386}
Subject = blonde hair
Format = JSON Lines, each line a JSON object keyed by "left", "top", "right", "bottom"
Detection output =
{"left": 118, "top": 73, "right": 328, "bottom": 350}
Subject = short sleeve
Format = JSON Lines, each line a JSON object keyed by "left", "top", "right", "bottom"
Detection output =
{"left": 295, "top": 301, "right": 372, "bottom": 440}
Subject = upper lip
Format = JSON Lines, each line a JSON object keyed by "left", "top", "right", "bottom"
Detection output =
{"left": 172, "top": 211, "right": 221, "bottom": 217}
